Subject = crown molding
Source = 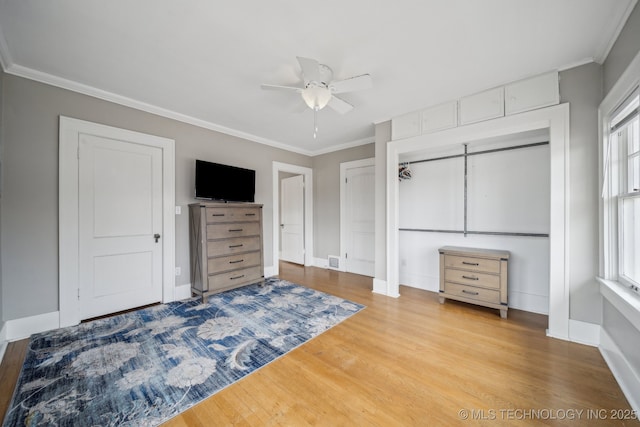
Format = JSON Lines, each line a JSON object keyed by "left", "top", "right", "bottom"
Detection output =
{"left": 4, "top": 62, "right": 372, "bottom": 157}
{"left": 557, "top": 57, "right": 596, "bottom": 72}
{"left": 5, "top": 63, "right": 323, "bottom": 156}
{"left": 310, "top": 136, "right": 375, "bottom": 156}
{"left": 593, "top": 0, "right": 638, "bottom": 64}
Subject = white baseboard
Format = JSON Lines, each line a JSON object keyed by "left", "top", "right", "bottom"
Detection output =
{"left": 0, "top": 321, "right": 7, "bottom": 365}
{"left": 372, "top": 278, "right": 399, "bottom": 297}
{"left": 5, "top": 311, "right": 60, "bottom": 341}
{"left": 313, "top": 257, "right": 327, "bottom": 268}
{"left": 600, "top": 328, "right": 640, "bottom": 413}
{"left": 509, "top": 291, "right": 549, "bottom": 315}
{"left": 399, "top": 272, "right": 438, "bottom": 292}
{"left": 264, "top": 265, "right": 277, "bottom": 278}
{"left": 568, "top": 319, "right": 600, "bottom": 347}
{"left": 175, "top": 283, "right": 192, "bottom": 300}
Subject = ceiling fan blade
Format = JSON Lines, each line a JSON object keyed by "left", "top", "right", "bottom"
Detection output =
{"left": 329, "top": 74, "right": 372, "bottom": 94}
{"left": 291, "top": 101, "right": 310, "bottom": 114}
{"left": 328, "top": 95, "right": 353, "bottom": 114}
{"left": 297, "top": 56, "right": 320, "bottom": 84}
{"left": 261, "top": 84, "right": 302, "bottom": 93}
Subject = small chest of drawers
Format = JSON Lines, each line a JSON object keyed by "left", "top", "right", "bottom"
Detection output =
{"left": 438, "top": 246, "right": 510, "bottom": 318}
{"left": 189, "top": 202, "right": 264, "bottom": 301}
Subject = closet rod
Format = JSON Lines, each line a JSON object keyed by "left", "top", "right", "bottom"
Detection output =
{"left": 400, "top": 141, "right": 549, "bottom": 165}
{"left": 399, "top": 228, "right": 549, "bottom": 238}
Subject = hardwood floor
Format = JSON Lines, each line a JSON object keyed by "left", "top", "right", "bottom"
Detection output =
{"left": 0, "top": 262, "right": 635, "bottom": 426}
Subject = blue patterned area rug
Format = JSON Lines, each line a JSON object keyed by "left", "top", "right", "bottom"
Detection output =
{"left": 2, "top": 278, "right": 364, "bottom": 426}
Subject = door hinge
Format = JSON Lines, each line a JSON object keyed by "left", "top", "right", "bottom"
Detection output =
{"left": 345, "top": 177, "right": 348, "bottom": 184}
{"left": 345, "top": 253, "right": 348, "bottom": 259}
{"left": 77, "top": 288, "right": 80, "bottom": 300}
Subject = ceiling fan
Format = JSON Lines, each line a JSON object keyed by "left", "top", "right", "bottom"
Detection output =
{"left": 261, "top": 57, "right": 372, "bottom": 115}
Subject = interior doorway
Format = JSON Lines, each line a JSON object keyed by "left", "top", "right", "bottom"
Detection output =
{"left": 280, "top": 173, "right": 305, "bottom": 264}
{"left": 271, "top": 162, "right": 313, "bottom": 277}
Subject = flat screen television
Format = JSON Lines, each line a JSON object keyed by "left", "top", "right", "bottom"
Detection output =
{"left": 195, "top": 160, "right": 255, "bottom": 202}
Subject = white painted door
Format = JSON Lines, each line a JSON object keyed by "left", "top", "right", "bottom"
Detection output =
{"left": 344, "top": 165, "right": 375, "bottom": 276}
{"left": 280, "top": 175, "right": 305, "bottom": 264}
{"left": 78, "top": 134, "right": 163, "bottom": 319}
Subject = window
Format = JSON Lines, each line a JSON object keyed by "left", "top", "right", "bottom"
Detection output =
{"left": 604, "top": 89, "right": 639, "bottom": 292}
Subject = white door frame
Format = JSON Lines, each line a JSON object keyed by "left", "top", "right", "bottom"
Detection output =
{"left": 59, "top": 116, "right": 176, "bottom": 327}
{"left": 280, "top": 174, "right": 305, "bottom": 265}
{"left": 272, "top": 162, "right": 313, "bottom": 276}
{"left": 340, "top": 157, "right": 375, "bottom": 273}
{"left": 386, "top": 104, "right": 570, "bottom": 340}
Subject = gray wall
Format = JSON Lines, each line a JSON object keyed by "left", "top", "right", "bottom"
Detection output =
{"left": 603, "top": 3, "right": 640, "bottom": 94}
{"left": 0, "top": 68, "right": 4, "bottom": 330}
{"left": 0, "top": 73, "right": 312, "bottom": 321}
{"left": 601, "top": 1, "right": 640, "bottom": 380}
{"left": 559, "top": 62, "right": 603, "bottom": 324}
{"left": 311, "top": 144, "right": 375, "bottom": 259}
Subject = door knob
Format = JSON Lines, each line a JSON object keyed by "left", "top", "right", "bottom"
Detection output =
{"left": 280, "top": 224, "right": 284, "bottom": 229}
{"left": 154, "top": 233, "right": 161, "bottom": 243}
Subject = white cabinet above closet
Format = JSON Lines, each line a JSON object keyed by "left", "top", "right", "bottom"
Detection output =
{"left": 422, "top": 101, "right": 458, "bottom": 133}
{"left": 391, "top": 112, "right": 421, "bottom": 140}
{"left": 459, "top": 87, "right": 505, "bottom": 125}
{"left": 390, "top": 70, "right": 560, "bottom": 141}
{"left": 505, "top": 71, "right": 559, "bottom": 115}
{"left": 392, "top": 101, "right": 458, "bottom": 140}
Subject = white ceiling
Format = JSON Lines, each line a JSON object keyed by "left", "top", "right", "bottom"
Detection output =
{"left": 0, "top": 0, "right": 636, "bottom": 155}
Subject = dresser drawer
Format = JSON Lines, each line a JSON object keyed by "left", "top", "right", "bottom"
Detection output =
{"left": 444, "top": 282, "right": 500, "bottom": 305}
{"left": 207, "top": 236, "right": 261, "bottom": 257}
{"left": 444, "top": 268, "right": 500, "bottom": 289}
{"left": 208, "top": 251, "right": 261, "bottom": 273}
{"left": 206, "top": 222, "right": 260, "bottom": 240}
{"left": 206, "top": 207, "right": 260, "bottom": 223}
{"left": 444, "top": 255, "right": 500, "bottom": 274}
{"left": 208, "top": 266, "right": 262, "bottom": 290}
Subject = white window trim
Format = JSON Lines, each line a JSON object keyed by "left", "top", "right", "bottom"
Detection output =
{"left": 598, "top": 50, "right": 640, "bottom": 329}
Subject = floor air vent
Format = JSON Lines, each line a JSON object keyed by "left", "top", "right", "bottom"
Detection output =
{"left": 327, "top": 255, "right": 340, "bottom": 270}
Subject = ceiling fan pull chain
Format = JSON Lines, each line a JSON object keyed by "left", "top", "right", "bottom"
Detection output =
{"left": 313, "top": 106, "right": 319, "bottom": 139}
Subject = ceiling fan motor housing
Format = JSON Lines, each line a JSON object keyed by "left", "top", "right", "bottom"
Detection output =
{"left": 315, "top": 64, "right": 333, "bottom": 86}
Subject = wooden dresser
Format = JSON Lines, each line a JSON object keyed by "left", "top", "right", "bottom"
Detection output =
{"left": 438, "top": 246, "right": 510, "bottom": 318}
{"left": 189, "top": 202, "right": 264, "bottom": 301}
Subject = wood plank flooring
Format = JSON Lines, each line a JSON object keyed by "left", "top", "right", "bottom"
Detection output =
{"left": 0, "top": 262, "right": 635, "bottom": 426}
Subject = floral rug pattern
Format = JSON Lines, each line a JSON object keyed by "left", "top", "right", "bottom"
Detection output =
{"left": 2, "top": 278, "right": 364, "bottom": 426}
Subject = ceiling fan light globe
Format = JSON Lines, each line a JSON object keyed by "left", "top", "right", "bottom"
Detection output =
{"left": 301, "top": 86, "right": 332, "bottom": 110}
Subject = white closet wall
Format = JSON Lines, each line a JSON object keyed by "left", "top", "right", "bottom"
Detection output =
{"left": 398, "top": 132, "right": 551, "bottom": 314}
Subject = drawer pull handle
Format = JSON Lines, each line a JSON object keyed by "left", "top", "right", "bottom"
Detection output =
{"left": 245, "top": 213, "right": 256, "bottom": 216}
{"left": 462, "top": 261, "right": 479, "bottom": 266}
{"left": 229, "top": 244, "right": 244, "bottom": 248}
{"left": 462, "top": 275, "right": 479, "bottom": 281}
{"left": 462, "top": 289, "right": 479, "bottom": 295}
{"left": 230, "top": 274, "right": 245, "bottom": 280}
{"left": 229, "top": 229, "right": 243, "bottom": 232}
{"left": 211, "top": 214, "right": 225, "bottom": 217}
{"left": 229, "top": 259, "right": 244, "bottom": 264}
